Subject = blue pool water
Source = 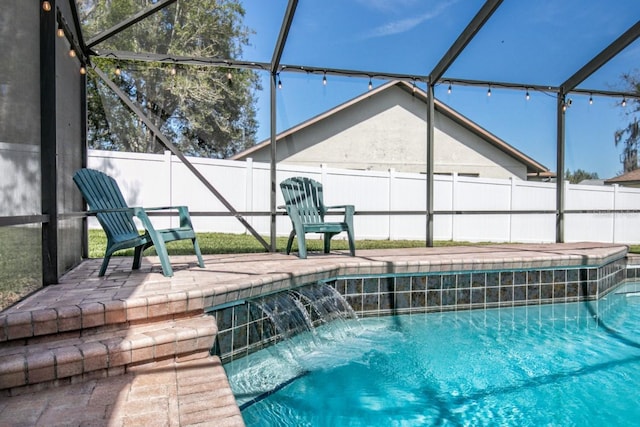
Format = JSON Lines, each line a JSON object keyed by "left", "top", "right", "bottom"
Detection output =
{"left": 224, "top": 283, "right": 640, "bottom": 426}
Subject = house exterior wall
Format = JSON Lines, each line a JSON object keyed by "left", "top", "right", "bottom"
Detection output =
{"left": 247, "top": 86, "right": 528, "bottom": 179}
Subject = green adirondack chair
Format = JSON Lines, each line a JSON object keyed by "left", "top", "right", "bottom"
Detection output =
{"left": 279, "top": 176, "right": 355, "bottom": 259}
{"left": 73, "top": 168, "right": 204, "bottom": 277}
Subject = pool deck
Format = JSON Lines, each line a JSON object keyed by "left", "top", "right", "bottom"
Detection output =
{"left": 0, "top": 242, "right": 633, "bottom": 426}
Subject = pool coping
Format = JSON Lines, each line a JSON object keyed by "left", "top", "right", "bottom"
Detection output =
{"left": 0, "top": 243, "right": 633, "bottom": 426}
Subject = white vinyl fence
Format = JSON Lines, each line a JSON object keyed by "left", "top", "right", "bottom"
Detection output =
{"left": 86, "top": 149, "right": 640, "bottom": 245}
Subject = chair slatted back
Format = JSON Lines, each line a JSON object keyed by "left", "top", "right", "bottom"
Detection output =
{"left": 280, "top": 177, "right": 325, "bottom": 224}
{"left": 73, "top": 169, "right": 140, "bottom": 243}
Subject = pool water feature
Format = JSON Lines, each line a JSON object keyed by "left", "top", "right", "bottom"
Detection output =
{"left": 225, "top": 282, "right": 640, "bottom": 426}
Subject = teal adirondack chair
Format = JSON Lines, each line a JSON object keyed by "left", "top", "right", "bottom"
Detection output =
{"left": 279, "top": 177, "right": 355, "bottom": 259}
{"left": 73, "top": 168, "right": 204, "bottom": 277}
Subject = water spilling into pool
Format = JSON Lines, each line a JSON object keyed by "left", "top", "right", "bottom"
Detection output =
{"left": 224, "top": 282, "right": 640, "bottom": 426}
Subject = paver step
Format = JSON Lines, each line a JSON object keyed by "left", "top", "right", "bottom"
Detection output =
{"left": 0, "top": 315, "right": 217, "bottom": 393}
{"left": 0, "top": 290, "right": 209, "bottom": 343}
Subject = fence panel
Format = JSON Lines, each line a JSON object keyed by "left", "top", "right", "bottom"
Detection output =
{"left": 85, "top": 150, "right": 640, "bottom": 244}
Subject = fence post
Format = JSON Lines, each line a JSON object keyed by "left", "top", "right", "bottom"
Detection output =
{"left": 388, "top": 168, "right": 395, "bottom": 240}
{"left": 246, "top": 157, "right": 254, "bottom": 228}
{"left": 451, "top": 172, "right": 458, "bottom": 241}
{"left": 164, "top": 150, "right": 173, "bottom": 227}
{"left": 509, "top": 177, "right": 515, "bottom": 242}
{"left": 613, "top": 184, "right": 618, "bottom": 243}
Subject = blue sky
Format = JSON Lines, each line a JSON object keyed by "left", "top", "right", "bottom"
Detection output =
{"left": 240, "top": 0, "right": 640, "bottom": 179}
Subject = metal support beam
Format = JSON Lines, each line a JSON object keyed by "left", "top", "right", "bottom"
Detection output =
{"left": 268, "top": 0, "right": 298, "bottom": 251}
{"left": 562, "top": 21, "right": 640, "bottom": 92}
{"left": 41, "top": 0, "right": 58, "bottom": 285}
{"left": 269, "top": 73, "right": 277, "bottom": 252}
{"left": 86, "top": 0, "right": 177, "bottom": 49}
{"left": 426, "top": 82, "right": 435, "bottom": 247}
{"left": 556, "top": 92, "right": 566, "bottom": 243}
{"left": 94, "top": 51, "right": 640, "bottom": 101}
{"left": 68, "top": 0, "right": 88, "bottom": 55}
{"left": 429, "top": 0, "right": 503, "bottom": 83}
{"left": 271, "top": 0, "right": 298, "bottom": 73}
{"left": 93, "top": 66, "right": 270, "bottom": 251}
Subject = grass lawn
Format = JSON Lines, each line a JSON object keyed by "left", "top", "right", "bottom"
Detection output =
{"left": 87, "top": 229, "right": 462, "bottom": 258}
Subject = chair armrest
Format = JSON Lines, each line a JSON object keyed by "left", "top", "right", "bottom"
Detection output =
{"left": 324, "top": 205, "right": 355, "bottom": 222}
{"left": 137, "top": 205, "right": 188, "bottom": 211}
{"left": 325, "top": 204, "right": 354, "bottom": 211}
{"left": 126, "top": 206, "right": 195, "bottom": 230}
{"left": 86, "top": 207, "right": 135, "bottom": 215}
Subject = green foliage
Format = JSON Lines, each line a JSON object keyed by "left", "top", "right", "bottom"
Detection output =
{"left": 615, "top": 72, "right": 640, "bottom": 173}
{"left": 80, "top": 0, "right": 260, "bottom": 158}
{"left": 0, "top": 226, "right": 42, "bottom": 311}
{"left": 564, "top": 169, "right": 599, "bottom": 184}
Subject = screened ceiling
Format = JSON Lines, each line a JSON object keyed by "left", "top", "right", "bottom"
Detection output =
{"left": 74, "top": 0, "right": 640, "bottom": 178}
{"left": 80, "top": 0, "right": 640, "bottom": 91}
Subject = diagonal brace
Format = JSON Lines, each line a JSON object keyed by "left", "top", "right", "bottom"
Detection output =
{"left": 93, "top": 66, "right": 270, "bottom": 251}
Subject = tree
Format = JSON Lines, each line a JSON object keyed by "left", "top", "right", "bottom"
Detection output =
{"left": 78, "top": 0, "right": 260, "bottom": 158}
{"left": 614, "top": 71, "right": 640, "bottom": 173}
{"left": 564, "top": 169, "right": 599, "bottom": 184}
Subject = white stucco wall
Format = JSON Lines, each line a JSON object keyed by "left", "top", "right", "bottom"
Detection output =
{"left": 249, "top": 85, "right": 528, "bottom": 179}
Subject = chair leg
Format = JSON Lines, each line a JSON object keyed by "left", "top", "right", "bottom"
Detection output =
{"left": 132, "top": 246, "right": 144, "bottom": 270}
{"left": 297, "top": 232, "right": 307, "bottom": 259}
{"left": 192, "top": 238, "right": 205, "bottom": 268}
{"left": 323, "top": 233, "right": 333, "bottom": 254}
{"left": 146, "top": 231, "right": 173, "bottom": 277}
{"left": 286, "top": 230, "right": 296, "bottom": 255}
{"left": 347, "top": 228, "right": 356, "bottom": 256}
{"left": 99, "top": 256, "right": 111, "bottom": 277}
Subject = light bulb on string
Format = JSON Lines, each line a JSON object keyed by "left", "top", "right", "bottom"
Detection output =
{"left": 622, "top": 98, "right": 627, "bottom": 107}
{"left": 278, "top": 74, "right": 282, "bottom": 89}
{"left": 42, "top": 1, "right": 52, "bottom": 12}
{"left": 525, "top": 89, "right": 530, "bottom": 101}
{"left": 447, "top": 83, "right": 452, "bottom": 94}
{"left": 170, "top": 65, "right": 177, "bottom": 76}
{"left": 57, "top": 27, "right": 65, "bottom": 38}
{"left": 412, "top": 80, "right": 417, "bottom": 94}
{"left": 589, "top": 94, "right": 593, "bottom": 105}
{"left": 80, "top": 65, "right": 86, "bottom": 75}
{"left": 227, "top": 71, "right": 232, "bottom": 81}
{"left": 69, "top": 49, "right": 76, "bottom": 58}
{"left": 368, "top": 78, "right": 373, "bottom": 91}
{"left": 115, "top": 65, "right": 121, "bottom": 76}
{"left": 323, "top": 72, "right": 327, "bottom": 86}
{"left": 487, "top": 84, "right": 491, "bottom": 97}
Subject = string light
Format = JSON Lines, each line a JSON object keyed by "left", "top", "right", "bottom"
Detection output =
{"left": 277, "top": 74, "right": 282, "bottom": 89}
{"left": 57, "top": 27, "right": 65, "bottom": 38}
{"left": 589, "top": 94, "right": 593, "bottom": 105}
{"left": 42, "top": 1, "right": 52, "bottom": 12}
{"left": 622, "top": 98, "right": 627, "bottom": 107}
{"left": 227, "top": 71, "right": 232, "bottom": 81}
{"left": 368, "top": 78, "right": 373, "bottom": 91}
{"left": 115, "top": 65, "right": 121, "bottom": 76}
{"left": 170, "top": 65, "right": 177, "bottom": 76}
{"left": 487, "top": 84, "right": 491, "bottom": 97}
{"left": 68, "top": 49, "right": 76, "bottom": 58}
{"left": 412, "top": 80, "right": 417, "bottom": 94}
{"left": 323, "top": 72, "right": 327, "bottom": 86}
{"left": 447, "top": 82, "right": 452, "bottom": 94}
{"left": 525, "top": 89, "right": 530, "bottom": 101}
{"left": 80, "top": 65, "right": 86, "bottom": 75}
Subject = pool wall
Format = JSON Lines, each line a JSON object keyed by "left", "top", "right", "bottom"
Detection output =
{"left": 212, "top": 257, "right": 627, "bottom": 363}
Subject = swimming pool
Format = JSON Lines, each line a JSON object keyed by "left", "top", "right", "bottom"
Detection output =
{"left": 225, "top": 282, "right": 640, "bottom": 426}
